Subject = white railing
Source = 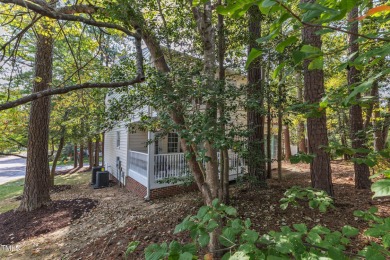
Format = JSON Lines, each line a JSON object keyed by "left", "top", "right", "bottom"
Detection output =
{"left": 153, "top": 152, "right": 246, "bottom": 181}
{"left": 154, "top": 153, "right": 189, "bottom": 180}
{"left": 128, "top": 151, "right": 148, "bottom": 177}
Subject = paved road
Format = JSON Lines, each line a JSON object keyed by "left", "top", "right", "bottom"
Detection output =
{"left": 0, "top": 156, "right": 82, "bottom": 185}
{"left": 0, "top": 156, "right": 26, "bottom": 185}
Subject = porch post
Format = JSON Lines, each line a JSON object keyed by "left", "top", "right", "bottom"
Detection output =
{"left": 145, "top": 130, "right": 155, "bottom": 200}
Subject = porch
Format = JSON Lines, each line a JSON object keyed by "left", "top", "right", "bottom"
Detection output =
{"left": 127, "top": 150, "right": 246, "bottom": 190}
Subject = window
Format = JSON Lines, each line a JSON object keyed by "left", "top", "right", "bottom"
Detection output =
{"left": 168, "top": 133, "right": 179, "bottom": 153}
{"left": 116, "top": 131, "right": 120, "bottom": 148}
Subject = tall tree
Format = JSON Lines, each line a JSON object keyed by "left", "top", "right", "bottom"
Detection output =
{"left": 301, "top": 0, "right": 333, "bottom": 196}
{"left": 348, "top": 7, "right": 371, "bottom": 189}
{"left": 19, "top": 20, "right": 54, "bottom": 211}
{"left": 247, "top": 5, "right": 266, "bottom": 185}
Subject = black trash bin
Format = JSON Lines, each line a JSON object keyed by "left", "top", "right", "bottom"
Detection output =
{"left": 94, "top": 171, "right": 110, "bottom": 189}
{"left": 91, "top": 166, "right": 104, "bottom": 185}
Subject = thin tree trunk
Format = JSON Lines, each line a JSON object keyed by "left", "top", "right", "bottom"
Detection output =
{"left": 348, "top": 7, "right": 371, "bottom": 189}
{"left": 338, "top": 112, "right": 350, "bottom": 160}
{"left": 19, "top": 28, "right": 54, "bottom": 211}
{"left": 301, "top": 0, "right": 333, "bottom": 196}
{"left": 297, "top": 75, "right": 307, "bottom": 153}
{"left": 284, "top": 124, "right": 292, "bottom": 161}
{"left": 79, "top": 144, "right": 84, "bottom": 168}
{"left": 372, "top": 83, "right": 384, "bottom": 151}
{"left": 247, "top": 5, "right": 266, "bottom": 185}
{"left": 217, "top": 1, "right": 229, "bottom": 204}
{"left": 94, "top": 137, "right": 99, "bottom": 166}
{"left": 50, "top": 134, "right": 65, "bottom": 186}
{"left": 73, "top": 144, "right": 78, "bottom": 168}
{"left": 267, "top": 100, "right": 272, "bottom": 179}
{"left": 277, "top": 99, "right": 282, "bottom": 181}
{"left": 88, "top": 139, "right": 93, "bottom": 170}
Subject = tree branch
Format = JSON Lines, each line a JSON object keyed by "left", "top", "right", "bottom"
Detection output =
{"left": 0, "top": 0, "right": 140, "bottom": 39}
{"left": 0, "top": 152, "right": 27, "bottom": 158}
{"left": 0, "top": 75, "right": 145, "bottom": 111}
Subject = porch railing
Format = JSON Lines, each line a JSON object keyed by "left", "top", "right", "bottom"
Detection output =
{"left": 154, "top": 152, "right": 246, "bottom": 181}
{"left": 154, "top": 153, "right": 189, "bottom": 180}
{"left": 128, "top": 151, "right": 148, "bottom": 177}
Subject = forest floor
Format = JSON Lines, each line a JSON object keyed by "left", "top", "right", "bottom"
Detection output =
{"left": 0, "top": 161, "right": 389, "bottom": 259}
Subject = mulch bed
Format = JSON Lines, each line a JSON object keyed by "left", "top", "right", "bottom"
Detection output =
{"left": 71, "top": 162, "right": 390, "bottom": 259}
{"left": 50, "top": 185, "right": 72, "bottom": 193}
{"left": 0, "top": 198, "right": 97, "bottom": 245}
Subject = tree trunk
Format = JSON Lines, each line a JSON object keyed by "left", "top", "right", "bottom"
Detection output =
{"left": 348, "top": 7, "right": 371, "bottom": 189}
{"left": 217, "top": 2, "right": 229, "bottom": 204}
{"left": 284, "top": 124, "right": 292, "bottom": 161}
{"left": 94, "top": 138, "right": 99, "bottom": 166}
{"left": 296, "top": 76, "right": 307, "bottom": 153}
{"left": 19, "top": 30, "right": 54, "bottom": 211}
{"left": 50, "top": 134, "right": 65, "bottom": 187}
{"left": 247, "top": 5, "right": 266, "bottom": 185}
{"left": 79, "top": 144, "right": 84, "bottom": 168}
{"left": 372, "top": 83, "right": 384, "bottom": 151}
{"left": 301, "top": 0, "right": 333, "bottom": 196}
{"left": 266, "top": 100, "right": 272, "bottom": 179}
{"left": 277, "top": 102, "right": 282, "bottom": 181}
{"left": 73, "top": 144, "right": 78, "bottom": 168}
{"left": 88, "top": 139, "right": 93, "bottom": 170}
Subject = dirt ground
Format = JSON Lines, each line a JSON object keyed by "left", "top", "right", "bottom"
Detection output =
{"left": 0, "top": 161, "right": 389, "bottom": 259}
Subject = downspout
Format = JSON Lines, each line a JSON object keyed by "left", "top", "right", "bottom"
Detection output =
{"left": 145, "top": 105, "right": 152, "bottom": 200}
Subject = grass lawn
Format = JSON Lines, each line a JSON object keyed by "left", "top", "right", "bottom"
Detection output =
{"left": 0, "top": 171, "right": 91, "bottom": 213}
{"left": 49, "top": 156, "right": 102, "bottom": 167}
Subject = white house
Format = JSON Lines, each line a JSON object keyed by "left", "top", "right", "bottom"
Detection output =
{"left": 103, "top": 50, "right": 291, "bottom": 199}
{"left": 104, "top": 95, "right": 285, "bottom": 200}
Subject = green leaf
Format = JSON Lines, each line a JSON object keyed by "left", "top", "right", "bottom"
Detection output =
{"left": 230, "top": 251, "right": 250, "bottom": 260}
{"left": 244, "top": 218, "right": 251, "bottom": 229}
{"left": 125, "top": 241, "right": 140, "bottom": 258}
{"left": 262, "top": 0, "right": 276, "bottom": 8}
{"left": 345, "top": 78, "right": 374, "bottom": 104}
{"left": 220, "top": 227, "right": 236, "bottom": 247}
{"left": 365, "top": 227, "right": 383, "bottom": 237}
{"left": 301, "top": 44, "right": 321, "bottom": 54}
{"left": 307, "top": 231, "right": 322, "bottom": 244}
{"left": 206, "top": 219, "right": 219, "bottom": 232}
{"left": 293, "top": 223, "right": 308, "bottom": 233}
{"left": 382, "top": 233, "right": 390, "bottom": 248}
{"left": 329, "top": 247, "right": 346, "bottom": 260}
{"left": 372, "top": 179, "right": 390, "bottom": 198}
{"left": 197, "top": 206, "right": 209, "bottom": 218}
{"left": 225, "top": 206, "right": 237, "bottom": 216}
{"left": 308, "top": 56, "right": 323, "bottom": 70}
{"left": 246, "top": 48, "right": 262, "bottom": 69}
{"left": 275, "top": 36, "right": 298, "bottom": 53}
{"left": 182, "top": 243, "right": 197, "bottom": 255}
{"left": 342, "top": 225, "right": 359, "bottom": 237}
{"left": 145, "top": 243, "right": 168, "bottom": 260}
{"left": 241, "top": 229, "right": 259, "bottom": 243}
{"left": 179, "top": 252, "right": 193, "bottom": 260}
{"left": 198, "top": 230, "right": 210, "bottom": 247}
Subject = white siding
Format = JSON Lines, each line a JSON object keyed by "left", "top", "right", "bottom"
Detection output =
{"left": 104, "top": 125, "right": 128, "bottom": 184}
{"left": 104, "top": 92, "right": 129, "bottom": 184}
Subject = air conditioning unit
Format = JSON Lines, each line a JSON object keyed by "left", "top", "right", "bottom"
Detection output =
{"left": 94, "top": 171, "right": 110, "bottom": 189}
{"left": 91, "top": 166, "right": 104, "bottom": 186}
